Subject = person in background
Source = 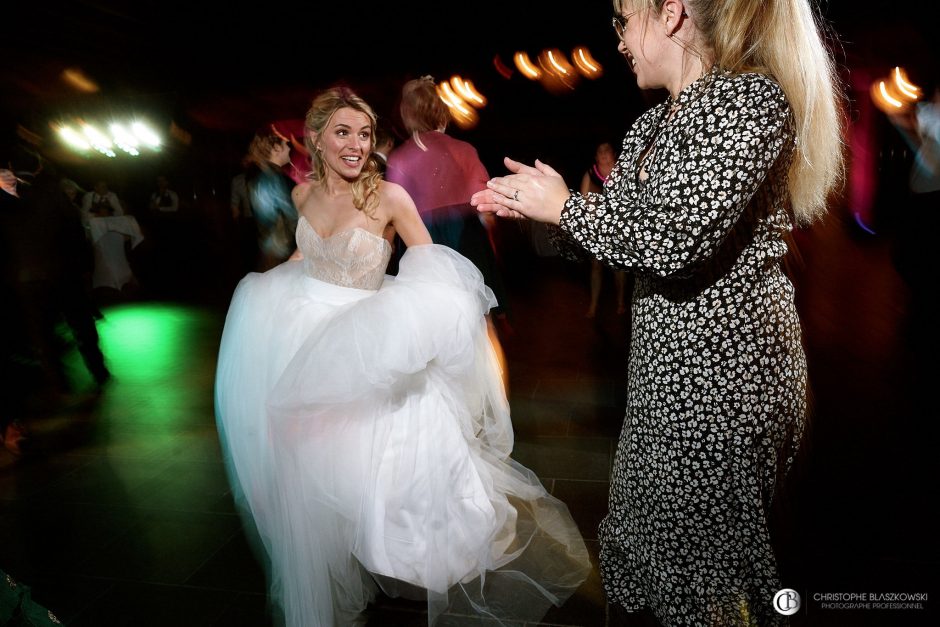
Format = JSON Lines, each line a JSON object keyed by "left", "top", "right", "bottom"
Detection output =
{"left": 144, "top": 174, "right": 186, "bottom": 292}
{"left": 580, "top": 140, "right": 629, "bottom": 318}
{"left": 148, "top": 175, "right": 179, "bottom": 213}
{"left": 886, "top": 83, "right": 940, "bottom": 309}
{"left": 472, "top": 0, "right": 844, "bottom": 623}
{"left": 244, "top": 125, "right": 298, "bottom": 272}
{"left": 60, "top": 178, "right": 85, "bottom": 214}
{"left": 1, "top": 139, "right": 110, "bottom": 455}
{"left": 230, "top": 168, "right": 251, "bottom": 223}
{"left": 387, "top": 75, "right": 511, "bottom": 321}
{"left": 229, "top": 163, "right": 255, "bottom": 278}
{"left": 61, "top": 177, "right": 103, "bottom": 319}
{"left": 81, "top": 180, "right": 123, "bottom": 219}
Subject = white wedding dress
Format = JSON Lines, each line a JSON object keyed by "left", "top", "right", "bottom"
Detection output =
{"left": 215, "top": 216, "right": 590, "bottom": 626}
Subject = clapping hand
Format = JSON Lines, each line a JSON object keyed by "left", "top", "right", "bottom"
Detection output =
{"left": 470, "top": 157, "right": 571, "bottom": 225}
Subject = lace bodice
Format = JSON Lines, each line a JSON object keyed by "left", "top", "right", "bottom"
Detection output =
{"left": 297, "top": 216, "right": 391, "bottom": 290}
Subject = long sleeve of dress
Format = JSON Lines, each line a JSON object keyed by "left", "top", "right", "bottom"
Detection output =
{"left": 557, "top": 75, "right": 792, "bottom": 279}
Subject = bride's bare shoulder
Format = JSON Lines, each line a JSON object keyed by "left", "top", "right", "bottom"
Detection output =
{"left": 292, "top": 181, "right": 315, "bottom": 205}
{"left": 378, "top": 180, "right": 415, "bottom": 210}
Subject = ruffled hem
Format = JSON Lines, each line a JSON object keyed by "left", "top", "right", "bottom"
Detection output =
{"left": 216, "top": 245, "right": 590, "bottom": 626}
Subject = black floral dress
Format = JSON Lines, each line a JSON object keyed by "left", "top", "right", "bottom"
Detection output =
{"left": 552, "top": 70, "right": 805, "bottom": 626}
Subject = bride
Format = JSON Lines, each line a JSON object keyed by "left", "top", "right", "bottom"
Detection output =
{"left": 214, "top": 86, "right": 590, "bottom": 626}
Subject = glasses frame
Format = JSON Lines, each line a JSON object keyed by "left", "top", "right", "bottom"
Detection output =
{"left": 612, "top": 11, "right": 641, "bottom": 41}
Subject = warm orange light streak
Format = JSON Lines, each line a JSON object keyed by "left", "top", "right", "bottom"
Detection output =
{"left": 436, "top": 83, "right": 478, "bottom": 129}
{"left": 547, "top": 49, "right": 569, "bottom": 75}
{"left": 61, "top": 68, "right": 100, "bottom": 93}
{"left": 573, "top": 47, "right": 602, "bottom": 77}
{"left": 485, "top": 317, "right": 509, "bottom": 397}
{"left": 514, "top": 52, "right": 541, "bottom": 79}
{"left": 450, "top": 76, "right": 474, "bottom": 103}
{"left": 462, "top": 80, "right": 486, "bottom": 106}
{"left": 879, "top": 81, "right": 903, "bottom": 108}
{"left": 450, "top": 75, "right": 486, "bottom": 107}
{"left": 893, "top": 67, "right": 921, "bottom": 100}
{"left": 493, "top": 54, "right": 513, "bottom": 80}
{"left": 437, "top": 83, "right": 472, "bottom": 116}
{"left": 536, "top": 49, "right": 579, "bottom": 92}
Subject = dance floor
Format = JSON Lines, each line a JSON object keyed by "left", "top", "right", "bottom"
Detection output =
{"left": 1, "top": 214, "right": 935, "bottom": 626}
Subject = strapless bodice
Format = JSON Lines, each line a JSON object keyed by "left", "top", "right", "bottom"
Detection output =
{"left": 297, "top": 216, "right": 392, "bottom": 290}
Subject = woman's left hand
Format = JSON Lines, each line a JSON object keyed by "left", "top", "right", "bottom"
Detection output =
{"left": 470, "top": 157, "right": 571, "bottom": 225}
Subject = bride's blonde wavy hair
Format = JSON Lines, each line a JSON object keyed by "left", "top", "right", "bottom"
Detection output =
{"left": 304, "top": 86, "right": 382, "bottom": 216}
{"left": 616, "top": 0, "right": 845, "bottom": 224}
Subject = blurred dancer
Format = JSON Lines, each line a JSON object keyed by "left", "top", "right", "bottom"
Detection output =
{"left": 473, "top": 0, "right": 844, "bottom": 623}
{"left": 215, "top": 86, "right": 589, "bottom": 626}
{"left": 61, "top": 178, "right": 103, "bottom": 320}
{"left": 228, "top": 162, "right": 256, "bottom": 279}
{"left": 244, "top": 125, "right": 299, "bottom": 271}
{"left": 386, "top": 76, "right": 511, "bottom": 319}
{"left": 580, "top": 141, "right": 629, "bottom": 317}
{"left": 1, "top": 140, "right": 110, "bottom": 431}
{"left": 886, "top": 82, "right": 940, "bottom": 353}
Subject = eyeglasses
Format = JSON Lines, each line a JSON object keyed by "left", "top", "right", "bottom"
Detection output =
{"left": 612, "top": 11, "right": 640, "bottom": 41}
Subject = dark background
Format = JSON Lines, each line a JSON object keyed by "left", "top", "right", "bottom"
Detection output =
{"left": 2, "top": 4, "right": 939, "bottom": 623}
{"left": 3, "top": 0, "right": 938, "bottom": 209}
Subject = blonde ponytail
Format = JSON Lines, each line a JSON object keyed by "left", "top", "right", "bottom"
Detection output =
{"left": 697, "top": 0, "right": 845, "bottom": 222}
{"left": 618, "top": 0, "right": 845, "bottom": 222}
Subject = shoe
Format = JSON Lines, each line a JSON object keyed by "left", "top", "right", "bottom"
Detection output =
{"left": 2, "top": 421, "right": 30, "bottom": 456}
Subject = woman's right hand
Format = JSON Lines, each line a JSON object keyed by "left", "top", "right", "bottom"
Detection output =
{"left": 470, "top": 157, "right": 571, "bottom": 225}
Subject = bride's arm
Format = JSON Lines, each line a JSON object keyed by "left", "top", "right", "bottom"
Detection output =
{"left": 382, "top": 181, "right": 432, "bottom": 247}
{"left": 289, "top": 182, "right": 313, "bottom": 260}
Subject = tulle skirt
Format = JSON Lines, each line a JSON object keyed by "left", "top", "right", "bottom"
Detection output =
{"left": 215, "top": 245, "right": 590, "bottom": 626}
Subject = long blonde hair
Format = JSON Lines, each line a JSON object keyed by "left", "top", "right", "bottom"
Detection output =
{"left": 304, "top": 86, "right": 382, "bottom": 216}
{"left": 616, "top": 0, "right": 844, "bottom": 223}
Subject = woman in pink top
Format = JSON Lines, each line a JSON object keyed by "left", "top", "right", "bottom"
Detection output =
{"left": 386, "top": 76, "right": 510, "bottom": 318}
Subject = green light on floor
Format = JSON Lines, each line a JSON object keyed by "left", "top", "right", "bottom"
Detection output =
{"left": 60, "top": 302, "right": 224, "bottom": 429}
{"left": 97, "top": 303, "right": 195, "bottom": 380}
{"left": 53, "top": 299, "right": 225, "bottom": 432}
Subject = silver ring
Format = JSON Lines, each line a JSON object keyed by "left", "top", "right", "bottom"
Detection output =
{"left": 513, "top": 190, "right": 519, "bottom": 201}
